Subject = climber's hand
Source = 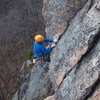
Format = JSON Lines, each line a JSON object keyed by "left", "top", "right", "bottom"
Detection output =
{"left": 53, "top": 38, "right": 58, "bottom": 43}
{"left": 51, "top": 43, "right": 56, "bottom": 48}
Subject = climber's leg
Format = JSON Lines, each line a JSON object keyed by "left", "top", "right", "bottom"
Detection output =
{"left": 43, "top": 54, "right": 51, "bottom": 62}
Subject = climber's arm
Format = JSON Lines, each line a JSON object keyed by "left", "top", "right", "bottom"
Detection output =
{"left": 43, "top": 38, "right": 53, "bottom": 42}
{"left": 40, "top": 45, "right": 52, "bottom": 55}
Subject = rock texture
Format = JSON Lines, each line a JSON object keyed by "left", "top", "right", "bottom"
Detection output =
{"left": 13, "top": 0, "right": 100, "bottom": 100}
{"left": 56, "top": 36, "right": 100, "bottom": 100}
{"left": 13, "top": 62, "right": 54, "bottom": 100}
{"left": 0, "top": 0, "right": 45, "bottom": 99}
{"left": 49, "top": 0, "right": 100, "bottom": 99}
{"left": 44, "top": 95, "right": 55, "bottom": 100}
{"left": 21, "top": 62, "right": 54, "bottom": 100}
{"left": 49, "top": 0, "right": 100, "bottom": 90}
{"left": 42, "top": 0, "right": 87, "bottom": 38}
{"left": 88, "top": 83, "right": 100, "bottom": 100}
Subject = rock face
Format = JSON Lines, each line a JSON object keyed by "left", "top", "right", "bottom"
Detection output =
{"left": 49, "top": 0, "right": 100, "bottom": 91}
{"left": 13, "top": 0, "right": 100, "bottom": 100}
{"left": 13, "top": 62, "right": 54, "bottom": 100}
{"left": 49, "top": 0, "right": 100, "bottom": 100}
{"left": 44, "top": 95, "right": 55, "bottom": 100}
{"left": 88, "top": 83, "right": 100, "bottom": 100}
{"left": 56, "top": 35, "right": 100, "bottom": 100}
{"left": 21, "top": 62, "right": 54, "bottom": 100}
{"left": 0, "top": 0, "right": 45, "bottom": 99}
{"left": 42, "top": 0, "right": 87, "bottom": 38}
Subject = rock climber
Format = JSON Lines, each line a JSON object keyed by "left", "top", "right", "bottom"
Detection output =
{"left": 33, "top": 34, "right": 57, "bottom": 63}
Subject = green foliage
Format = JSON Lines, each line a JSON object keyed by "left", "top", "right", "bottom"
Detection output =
{"left": 26, "top": 49, "right": 33, "bottom": 69}
{"left": 26, "top": 48, "right": 33, "bottom": 60}
{"left": 28, "top": 63, "right": 33, "bottom": 69}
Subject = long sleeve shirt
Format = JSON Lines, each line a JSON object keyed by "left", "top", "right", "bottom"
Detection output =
{"left": 33, "top": 38, "right": 53, "bottom": 58}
